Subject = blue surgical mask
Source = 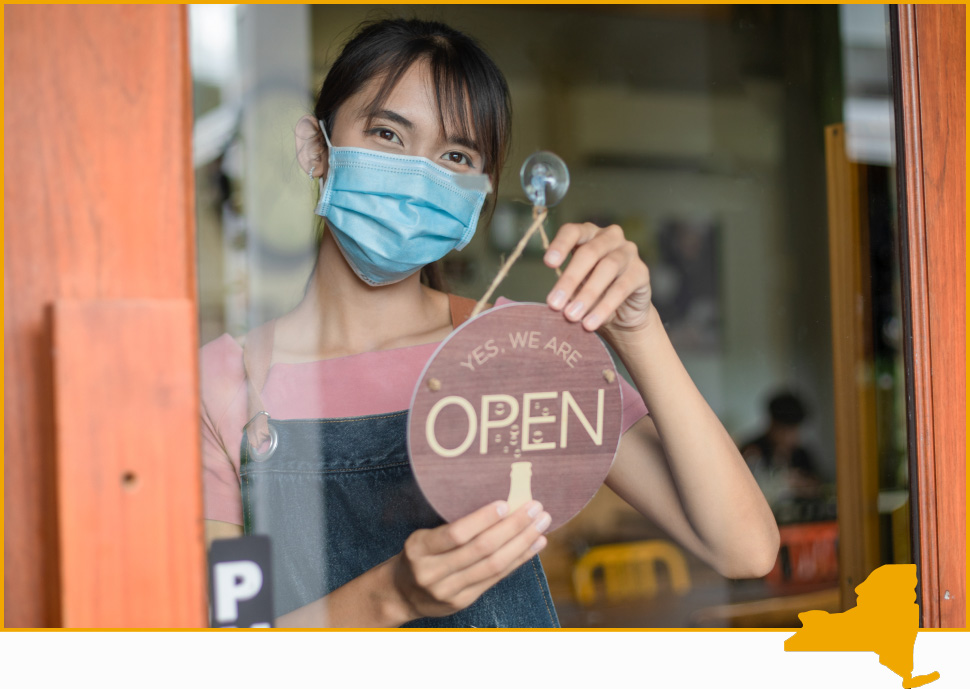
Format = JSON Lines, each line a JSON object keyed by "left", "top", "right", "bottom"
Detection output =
{"left": 315, "top": 121, "right": 491, "bottom": 286}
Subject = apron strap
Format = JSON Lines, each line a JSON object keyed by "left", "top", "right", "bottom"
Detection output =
{"left": 448, "top": 293, "right": 481, "bottom": 328}
{"left": 242, "top": 319, "right": 276, "bottom": 448}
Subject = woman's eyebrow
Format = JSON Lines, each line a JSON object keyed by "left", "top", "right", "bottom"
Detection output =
{"left": 371, "top": 109, "right": 414, "bottom": 130}
{"left": 447, "top": 133, "right": 478, "bottom": 150}
{"left": 371, "top": 107, "right": 478, "bottom": 151}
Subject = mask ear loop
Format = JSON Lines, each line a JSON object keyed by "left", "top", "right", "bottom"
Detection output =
{"left": 316, "top": 119, "right": 333, "bottom": 197}
{"left": 318, "top": 119, "right": 333, "bottom": 155}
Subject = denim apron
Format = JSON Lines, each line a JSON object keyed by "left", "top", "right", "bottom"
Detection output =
{"left": 239, "top": 295, "right": 560, "bottom": 628}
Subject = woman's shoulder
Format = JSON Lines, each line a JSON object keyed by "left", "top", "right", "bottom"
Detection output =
{"left": 200, "top": 333, "right": 245, "bottom": 377}
{"left": 199, "top": 333, "right": 247, "bottom": 423}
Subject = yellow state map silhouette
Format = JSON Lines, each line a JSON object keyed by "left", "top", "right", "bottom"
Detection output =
{"left": 785, "top": 564, "right": 940, "bottom": 688}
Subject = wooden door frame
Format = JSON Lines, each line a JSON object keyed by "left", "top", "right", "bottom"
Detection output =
{"left": 892, "top": 4, "right": 966, "bottom": 629}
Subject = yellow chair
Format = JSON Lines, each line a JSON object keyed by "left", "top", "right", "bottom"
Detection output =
{"left": 572, "top": 540, "right": 691, "bottom": 605}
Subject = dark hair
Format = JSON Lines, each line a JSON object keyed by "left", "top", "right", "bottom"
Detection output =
{"left": 312, "top": 18, "right": 512, "bottom": 290}
{"left": 768, "top": 392, "right": 807, "bottom": 426}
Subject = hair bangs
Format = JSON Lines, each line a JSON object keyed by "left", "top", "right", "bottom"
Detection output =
{"left": 315, "top": 18, "right": 511, "bottom": 180}
{"left": 431, "top": 54, "right": 479, "bottom": 153}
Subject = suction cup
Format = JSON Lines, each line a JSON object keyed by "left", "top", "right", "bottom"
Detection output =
{"left": 520, "top": 151, "right": 570, "bottom": 207}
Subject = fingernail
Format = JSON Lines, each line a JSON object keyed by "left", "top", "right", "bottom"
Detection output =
{"left": 566, "top": 301, "right": 584, "bottom": 319}
{"left": 583, "top": 313, "right": 601, "bottom": 330}
{"left": 545, "top": 249, "right": 562, "bottom": 266}
{"left": 496, "top": 501, "right": 509, "bottom": 517}
{"left": 527, "top": 501, "right": 543, "bottom": 519}
{"left": 548, "top": 290, "right": 567, "bottom": 309}
{"left": 530, "top": 535, "right": 548, "bottom": 553}
{"left": 534, "top": 513, "right": 552, "bottom": 533}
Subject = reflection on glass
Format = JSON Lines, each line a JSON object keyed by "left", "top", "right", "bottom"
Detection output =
{"left": 191, "top": 4, "right": 909, "bottom": 628}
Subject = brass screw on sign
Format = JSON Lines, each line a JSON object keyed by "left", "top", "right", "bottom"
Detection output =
{"left": 427, "top": 377, "right": 441, "bottom": 392}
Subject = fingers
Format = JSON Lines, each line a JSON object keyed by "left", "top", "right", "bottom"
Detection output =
{"left": 443, "top": 536, "right": 549, "bottom": 612}
{"left": 545, "top": 225, "right": 626, "bottom": 311}
{"left": 578, "top": 264, "right": 650, "bottom": 331}
{"left": 429, "top": 501, "right": 551, "bottom": 607}
{"left": 418, "top": 500, "right": 509, "bottom": 555}
{"left": 543, "top": 222, "right": 602, "bottom": 269}
{"left": 447, "top": 505, "right": 551, "bottom": 590}
{"left": 394, "top": 503, "right": 515, "bottom": 620}
{"left": 439, "top": 500, "right": 548, "bottom": 574}
{"left": 544, "top": 223, "right": 645, "bottom": 330}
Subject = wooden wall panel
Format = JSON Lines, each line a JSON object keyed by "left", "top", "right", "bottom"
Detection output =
{"left": 52, "top": 301, "right": 203, "bottom": 628}
{"left": 4, "top": 5, "right": 203, "bottom": 626}
{"left": 895, "top": 4, "right": 966, "bottom": 628}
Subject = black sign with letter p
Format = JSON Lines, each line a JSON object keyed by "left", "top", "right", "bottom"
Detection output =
{"left": 208, "top": 535, "right": 274, "bottom": 628}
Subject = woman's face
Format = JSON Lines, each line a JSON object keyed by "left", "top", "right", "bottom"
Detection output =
{"left": 327, "top": 62, "right": 485, "bottom": 176}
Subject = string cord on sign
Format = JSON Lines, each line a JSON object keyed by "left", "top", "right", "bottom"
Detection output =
{"left": 470, "top": 151, "right": 569, "bottom": 318}
{"left": 470, "top": 205, "right": 562, "bottom": 319}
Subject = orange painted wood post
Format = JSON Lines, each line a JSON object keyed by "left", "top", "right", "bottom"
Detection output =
{"left": 894, "top": 4, "right": 966, "bottom": 628}
{"left": 4, "top": 5, "right": 206, "bottom": 626}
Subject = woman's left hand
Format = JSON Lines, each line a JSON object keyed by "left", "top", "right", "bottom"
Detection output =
{"left": 543, "top": 222, "right": 653, "bottom": 334}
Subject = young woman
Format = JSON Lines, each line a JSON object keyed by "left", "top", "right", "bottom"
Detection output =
{"left": 201, "top": 18, "right": 779, "bottom": 628}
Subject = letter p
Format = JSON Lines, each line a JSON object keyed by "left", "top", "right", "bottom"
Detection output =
{"left": 214, "top": 560, "right": 264, "bottom": 624}
{"left": 480, "top": 394, "right": 520, "bottom": 454}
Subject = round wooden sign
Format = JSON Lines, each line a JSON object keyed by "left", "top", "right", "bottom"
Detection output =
{"left": 408, "top": 302, "right": 623, "bottom": 532}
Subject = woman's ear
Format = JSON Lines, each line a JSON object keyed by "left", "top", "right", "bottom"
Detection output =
{"left": 295, "top": 115, "right": 327, "bottom": 180}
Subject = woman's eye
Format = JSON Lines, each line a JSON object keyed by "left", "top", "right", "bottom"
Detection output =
{"left": 370, "top": 127, "right": 401, "bottom": 144}
{"left": 445, "top": 151, "right": 473, "bottom": 167}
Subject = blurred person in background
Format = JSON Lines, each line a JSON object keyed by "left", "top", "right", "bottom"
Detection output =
{"left": 740, "top": 391, "right": 822, "bottom": 512}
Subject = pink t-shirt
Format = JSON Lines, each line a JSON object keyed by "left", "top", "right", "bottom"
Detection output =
{"left": 200, "top": 298, "right": 649, "bottom": 524}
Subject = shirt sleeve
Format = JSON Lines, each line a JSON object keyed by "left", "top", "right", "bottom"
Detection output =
{"left": 201, "top": 399, "right": 244, "bottom": 525}
{"left": 199, "top": 335, "right": 245, "bottom": 525}
{"left": 618, "top": 373, "right": 649, "bottom": 434}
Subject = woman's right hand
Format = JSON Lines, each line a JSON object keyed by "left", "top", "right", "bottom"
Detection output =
{"left": 390, "top": 500, "right": 551, "bottom": 622}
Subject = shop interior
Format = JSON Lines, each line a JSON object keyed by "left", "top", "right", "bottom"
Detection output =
{"left": 190, "top": 4, "right": 910, "bottom": 627}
